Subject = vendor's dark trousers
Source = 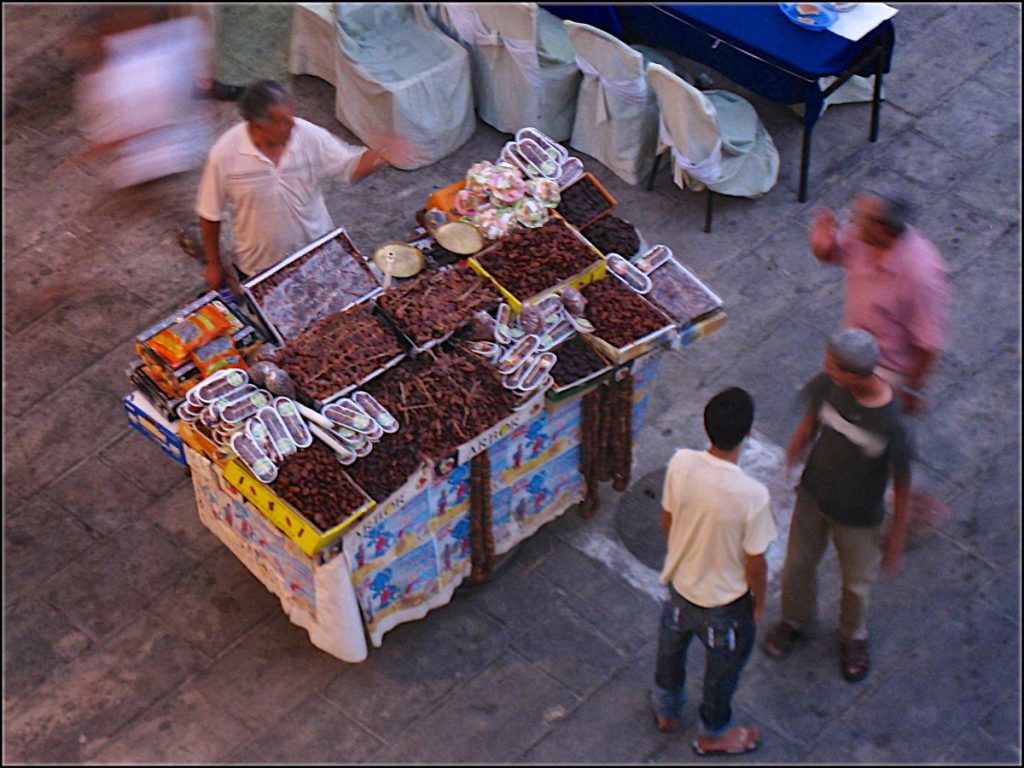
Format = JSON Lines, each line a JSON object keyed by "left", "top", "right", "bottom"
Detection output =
{"left": 652, "top": 589, "right": 756, "bottom": 735}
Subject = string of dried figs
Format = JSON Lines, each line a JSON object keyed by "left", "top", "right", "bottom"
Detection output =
{"left": 272, "top": 305, "right": 404, "bottom": 400}
{"left": 556, "top": 176, "right": 612, "bottom": 229}
{"left": 581, "top": 215, "right": 640, "bottom": 257}
{"left": 578, "top": 386, "right": 602, "bottom": 518}
{"left": 583, "top": 278, "right": 671, "bottom": 348}
{"left": 272, "top": 441, "right": 370, "bottom": 530}
{"left": 610, "top": 373, "right": 634, "bottom": 492}
{"left": 364, "top": 349, "right": 520, "bottom": 461}
{"left": 470, "top": 450, "right": 495, "bottom": 583}
{"left": 475, "top": 220, "right": 596, "bottom": 300}
{"left": 342, "top": 430, "right": 423, "bottom": 503}
{"left": 376, "top": 265, "right": 500, "bottom": 347}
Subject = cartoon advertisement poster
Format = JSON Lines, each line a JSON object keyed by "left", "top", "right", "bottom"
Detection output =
{"left": 191, "top": 460, "right": 317, "bottom": 617}
{"left": 354, "top": 539, "right": 440, "bottom": 634}
{"left": 489, "top": 398, "right": 582, "bottom": 491}
{"left": 629, "top": 352, "right": 663, "bottom": 438}
{"left": 493, "top": 443, "right": 585, "bottom": 548}
{"left": 428, "top": 459, "right": 472, "bottom": 533}
{"left": 434, "top": 511, "right": 473, "bottom": 590}
{"left": 347, "top": 484, "right": 433, "bottom": 579}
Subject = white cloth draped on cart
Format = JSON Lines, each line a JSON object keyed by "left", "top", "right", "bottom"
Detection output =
{"left": 564, "top": 20, "right": 660, "bottom": 186}
{"left": 435, "top": 3, "right": 581, "bottom": 142}
{"left": 647, "top": 62, "right": 779, "bottom": 199}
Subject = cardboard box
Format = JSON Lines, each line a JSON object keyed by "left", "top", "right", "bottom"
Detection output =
{"left": 123, "top": 391, "right": 186, "bottom": 465}
{"left": 222, "top": 456, "right": 375, "bottom": 557}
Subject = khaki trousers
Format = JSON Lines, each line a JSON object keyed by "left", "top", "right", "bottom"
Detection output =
{"left": 780, "top": 487, "right": 882, "bottom": 641}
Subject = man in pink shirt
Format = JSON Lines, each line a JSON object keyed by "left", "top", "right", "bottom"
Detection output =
{"left": 809, "top": 192, "right": 951, "bottom": 414}
{"left": 809, "top": 191, "right": 952, "bottom": 534}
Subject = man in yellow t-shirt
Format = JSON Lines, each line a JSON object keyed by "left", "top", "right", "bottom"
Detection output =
{"left": 651, "top": 387, "right": 777, "bottom": 757}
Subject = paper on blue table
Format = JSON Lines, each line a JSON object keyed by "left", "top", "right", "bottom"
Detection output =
{"left": 779, "top": 3, "right": 838, "bottom": 32}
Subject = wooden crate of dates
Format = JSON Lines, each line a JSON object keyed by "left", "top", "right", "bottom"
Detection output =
{"left": 374, "top": 264, "right": 501, "bottom": 353}
{"left": 581, "top": 277, "right": 677, "bottom": 365}
{"left": 555, "top": 172, "right": 617, "bottom": 230}
{"left": 243, "top": 227, "right": 382, "bottom": 345}
{"left": 469, "top": 218, "right": 606, "bottom": 312}
{"left": 223, "top": 438, "right": 375, "bottom": 556}
{"left": 272, "top": 302, "right": 406, "bottom": 405}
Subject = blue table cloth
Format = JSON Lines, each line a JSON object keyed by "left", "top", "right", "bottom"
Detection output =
{"left": 616, "top": 4, "right": 895, "bottom": 129}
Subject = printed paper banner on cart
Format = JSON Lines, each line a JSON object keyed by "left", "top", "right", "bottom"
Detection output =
{"left": 488, "top": 395, "right": 583, "bottom": 491}
{"left": 628, "top": 350, "right": 663, "bottom": 440}
{"left": 492, "top": 442, "right": 585, "bottom": 552}
{"left": 187, "top": 450, "right": 318, "bottom": 617}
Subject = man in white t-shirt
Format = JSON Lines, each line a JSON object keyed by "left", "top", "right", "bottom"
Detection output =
{"left": 194, "top": 79, "right": 422, "bottom": 296}
{"left": 650, "top": 387, "right": 777, "bottom": 757}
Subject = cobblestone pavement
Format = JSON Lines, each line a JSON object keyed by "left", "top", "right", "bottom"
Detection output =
{"left": 3, "top": 3, "right": 1020, "bottom": 764}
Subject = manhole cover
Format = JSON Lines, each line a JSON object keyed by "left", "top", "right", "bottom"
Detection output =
{"left": 614, "top": 468, "right": 667, "bottom": 571}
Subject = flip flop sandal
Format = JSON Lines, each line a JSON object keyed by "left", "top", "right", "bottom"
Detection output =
{"left": 761, "top": 621, "right": 803, "bottom": 660}
{"left": 841, "top": 638, "right": 870, "bottom": 682}
{"left": 692, "top": 726, "right": 762, "bottom": 756}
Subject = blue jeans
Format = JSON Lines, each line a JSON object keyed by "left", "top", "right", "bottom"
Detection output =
{"left": 651, "top": 589, "right": 756, "bottom": 736}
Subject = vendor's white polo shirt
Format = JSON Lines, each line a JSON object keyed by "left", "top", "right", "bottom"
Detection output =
{"left": 195, "top": 117, "right": 364, "bottom": 276}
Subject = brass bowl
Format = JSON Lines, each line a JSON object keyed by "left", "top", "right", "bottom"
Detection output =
{"left": 372, "top": 242, "right": 425, "bottom": 279}
{"left": 434, "top": 221, "right": 485, "bottom": 255}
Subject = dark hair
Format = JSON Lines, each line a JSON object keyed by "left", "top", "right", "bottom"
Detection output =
{"left": 869, "top": 191, "right": 912, "bottom": 236}
{"left": 703, "top": 387, "right": 754, "bottom": 451}
{"left": 239, "top": 79, "right": 292, "bottom": 123}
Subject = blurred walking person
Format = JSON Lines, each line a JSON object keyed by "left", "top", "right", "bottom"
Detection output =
{"left": 651, "top": 387, "right": 776, "bottom": 756}
{"left": 762, "top": 329, "right": 913, "bottom": 683}
{"left": 809, "top": 189, "right": 952, "bottom": 533}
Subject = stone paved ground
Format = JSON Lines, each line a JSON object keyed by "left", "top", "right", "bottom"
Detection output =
{"left": 3, "top": 3, "right": 1020, "bottom": 764}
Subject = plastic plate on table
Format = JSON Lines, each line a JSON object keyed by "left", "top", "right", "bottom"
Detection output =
{"left": 779, "top": 3, "right": 838, "bottom": 31}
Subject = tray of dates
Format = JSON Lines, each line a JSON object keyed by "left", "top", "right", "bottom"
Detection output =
{"left": 223, "top": 436, "right": 375, "bottom": 556}
{"left": 547, "top": 334, "right": 615, "bottom": 402}
{"left": 374, "top": 264, "right": 502, "bottom": 353}
{"left": 243, "top": 227, "right": 382, "bottom": 345}
{"left": 271, "top": 300, "right": 406, "bottom": 406}
{"left": 581, "top": 276, "right": 677, "bottom": 365}
{"left": 555, "top": 172, "right": 617, "bottom": 230}
{"left": 469, "top": 218, "right": 606, "bottom": 312}
{"left": 362, "top": 347, "right": 529, "bottom": 466}
{"left": 642, "top": 252, "right": 724, "bottom": 329}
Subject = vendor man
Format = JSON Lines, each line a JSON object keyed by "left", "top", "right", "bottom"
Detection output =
{"left": 194, "top": 78, "right": 421, "bottom": 296}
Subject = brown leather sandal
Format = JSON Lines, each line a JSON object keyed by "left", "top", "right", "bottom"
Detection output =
{"left": 841, "top": 638, "right": 870, "bottom": 682}
{"left": 761, "top": 621, "right": 803, "bottom": 660}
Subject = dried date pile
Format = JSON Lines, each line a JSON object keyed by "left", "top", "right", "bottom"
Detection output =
{"left": 581, "top": 215, "right": 640, "bottom": 257}
{"left": 551, "top": 335, "right": 609, "bottom": 388}
{"left": 556, "top": 175, "right": 613, "bottom": 229}
{"left": 475, "top": 220, "right": 596, "bottom": 301}
{"left": 343, "top": 430, "right": 424, "bottom": 503}
{"left": 583, "top": 278, "right": 672, "bottom": 348}
{"left": 273, "top": 441, "right": 371, "bottom": 530}
{"left": 376, "top": 265, "right": 500, "bottom": 348}
{"left": 647, "top": 262, "right": 722, "bottom": 326}
{"left": 364, "top": 349, "right": 520, "bottom": 461}
{"left": 273, "top": 304, "right": 404, "bottom": 400}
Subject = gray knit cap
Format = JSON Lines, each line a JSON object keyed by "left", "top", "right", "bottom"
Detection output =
{"left": 827, "top": 328, "right": 879, "bottom": 376}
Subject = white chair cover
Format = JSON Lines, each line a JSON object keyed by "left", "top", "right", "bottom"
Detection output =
{"left": 646, "top": 62, "right": 779, "bottom": 199}
{"left": 288, "top": 3, "right": 340, "bottom": 87}
{"left": 288, "top": 3, "right": 475, "bottom": 170}
{"left": 436, "top": 3, "right": 581, "bottom": 141}
{"left": 565, "top": 20, "right": 660, "bottom": 186}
